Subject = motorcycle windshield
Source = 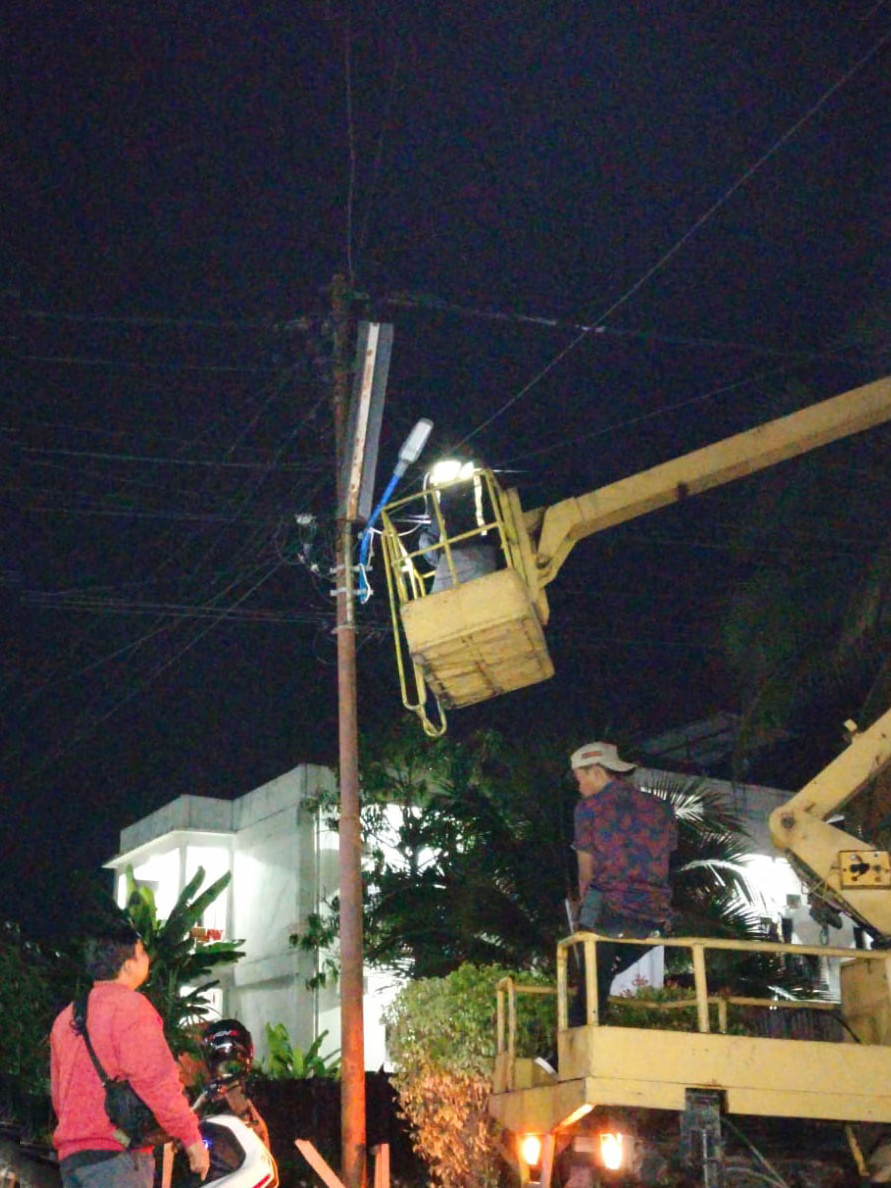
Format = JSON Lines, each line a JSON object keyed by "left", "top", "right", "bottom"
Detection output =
{"left": 201, "top": 1120, "right": 246, "bottom": 1181}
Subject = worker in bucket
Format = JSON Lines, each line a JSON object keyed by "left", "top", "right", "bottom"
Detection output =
{"left": 419, "top": 458, "right": 498, "bottom": 592}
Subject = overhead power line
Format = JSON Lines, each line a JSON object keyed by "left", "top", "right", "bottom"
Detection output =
{"left": 22, "top": 590, "right": 332, "bottom": 625}
{"left": 21, "top": 502, "right": 285, "bottom": 526}
{"left": 17, "top": 559, "right": 287, "bottom": 783}
{"left": 384, "top": 291, "right": 871, "bottom": 362}
{"left": 23, "top": 354, "right": 279, "bottom": 374}
{"left": 24, "top": 308, "right": 316, "bottom": 332}
{"left": 17, "top": 367, "right": 333, "bottom": 742}
{"left": 585, "top": 26, "right": 891, "bottom": 330}
{"left": 22, "top": 445, "right": 327, "bottom": 471}
{"left": 459, "top": 23, "right": 891, "bottom": 445}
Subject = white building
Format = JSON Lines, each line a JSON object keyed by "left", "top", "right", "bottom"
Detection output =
{"left": 106, "top": 764, "right": 401, "bottom": 1070}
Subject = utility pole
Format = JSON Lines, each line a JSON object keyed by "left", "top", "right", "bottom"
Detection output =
{"left": 331, "top": 272, "right": 366, "bottom": 1188}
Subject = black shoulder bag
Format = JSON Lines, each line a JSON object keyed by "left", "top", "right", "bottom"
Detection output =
{"left": 72, "top": 992, "right": 168, "bottom": 1149}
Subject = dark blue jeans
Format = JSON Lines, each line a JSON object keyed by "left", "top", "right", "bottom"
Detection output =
{"left": 571, "top": 894, "right": 660, "bottom": 1025}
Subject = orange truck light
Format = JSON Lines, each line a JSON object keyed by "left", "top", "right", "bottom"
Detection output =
{"left": 519, "top": 1134, "right": 543, "bottom": 1167}
{"left": 599, "top": 1132, "right": 625, "bottom": 1171}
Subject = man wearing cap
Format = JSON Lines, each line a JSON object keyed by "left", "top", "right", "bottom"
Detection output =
{"left": 569, "top": 741, "right": 677, "bottom": 1026}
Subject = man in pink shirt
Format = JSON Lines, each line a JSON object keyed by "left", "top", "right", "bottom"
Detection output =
{"left": 51, "top": 923, "right": 210, "bottom": 1188}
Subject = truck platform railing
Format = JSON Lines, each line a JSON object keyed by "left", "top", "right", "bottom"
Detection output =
{"left": 494, "top": 931, "right": 890, "bottom": 1087}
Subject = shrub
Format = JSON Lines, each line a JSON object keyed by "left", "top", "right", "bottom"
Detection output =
{"left": 256, "top": 1023, "right": 341, "bottom": 1080}
{"left": 383, "top": 963, "right": 552, "bottom": 1188}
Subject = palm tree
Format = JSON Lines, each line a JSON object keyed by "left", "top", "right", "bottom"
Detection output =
{"left": 303, "top": 722, "right": 774, "bottom": 983}
{"left": 639, "top": 770, "right": 814, "bottom": 996}
{"left": 357, "top": 724, "right": 571, "bottom": 977}
{"left": 641, "top": 770, "right": 761, "bottom": 937}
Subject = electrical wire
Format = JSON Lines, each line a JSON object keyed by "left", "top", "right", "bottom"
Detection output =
{"left": 457, "top": 24, "right": 891, "bottom": 447}
{"left": 23, "top": 500, "right": 283, "bottom": 527}
{"left": 18, "top": 315, "right": 299, "bottom": 712}
{"left": 28, "top": 470, "right": 327, "bottom": 717}
{"left": 343, "top": 11, "right": 357, "bottom": 285}
{"left": 859, "top": 0, "right": 890, "bottom": 21}
{"left": 17, "top": 558, "right": 287, "bottom": 783}
{"left": 358, "top": 469, "right": 402, "bottom": 602}
{"left": 722, "top": 1119, "right": 793, "bottom": 1188}
{"left": 497, "top": 362, "right": 807, "bottom": 467}
{"left": 24, "top": 309, "right": 301, "bottom": 330}
{"left": 19, "top": 356, "right": 332, "bottom": 724}
{"left": 383, "top": 291, "right": 874, "bottom": 363}
{"left": 22, "top": 445, "right": 326, "bottom": 472}
{"left": 355, "top": 29, "right": 405, "bottom": 264}
{"left": 23, "top": 354, "right": 277, "bottom": 374}
{"left": 22, "top": 591, "right": 332, "bottom": 625}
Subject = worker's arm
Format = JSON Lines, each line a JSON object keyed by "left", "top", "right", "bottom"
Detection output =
{"left": 577, "top": 850, "right": 595, "bottom": 902}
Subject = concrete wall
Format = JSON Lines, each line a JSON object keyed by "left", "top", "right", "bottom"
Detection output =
{"left": 118, "top": 795, "right": 234, "bottom": 852}
{"left": 109, "top": 763, "right": 395, "bottom": 1068}
{"left": 225, "top": 765, "right": 341, "bottom": 1063}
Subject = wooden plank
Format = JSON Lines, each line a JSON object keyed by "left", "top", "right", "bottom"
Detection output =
{"left": 295, "top": 1139, "right": 346, "bottom": 1188}
{"left": 372, "top": 1143, "right": 390, "bottom": 1188}
{"left": 160, "top": 1143, "right": 174, "bottom": 1188}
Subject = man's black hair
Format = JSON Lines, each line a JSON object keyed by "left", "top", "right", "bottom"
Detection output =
{"left": 83, "top": 921, "right": 141, "bottom": 981}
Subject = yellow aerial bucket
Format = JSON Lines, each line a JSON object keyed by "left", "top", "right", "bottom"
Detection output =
{"left": 401, "top": 568, "right": 554, "bottom": 709}
{"left": 379, "top": 468, "right": 553, "bottom": 732}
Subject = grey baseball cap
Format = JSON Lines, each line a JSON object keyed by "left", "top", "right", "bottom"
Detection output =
{"left": 569, "top": 741, "right": 636, "bottom": 772}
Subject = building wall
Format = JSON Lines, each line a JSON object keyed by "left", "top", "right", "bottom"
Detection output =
{"left": 108, "top": 763, "right": 395, "bottom": 1069}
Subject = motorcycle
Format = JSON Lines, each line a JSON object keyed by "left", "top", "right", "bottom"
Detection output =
{"left": 174, "top": 1019, "right": 278, "bottom": 1188}
{"left": 185, "top": 1091, "right": 278, "bottom": 1188}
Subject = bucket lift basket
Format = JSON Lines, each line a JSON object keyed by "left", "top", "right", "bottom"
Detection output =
{"left": 379, "top": 468, "right": 554, "bottom": 734}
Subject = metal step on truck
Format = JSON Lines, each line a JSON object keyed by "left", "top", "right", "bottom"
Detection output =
{"left": 487, "top": 709, "right": 891, "bottom": 1188}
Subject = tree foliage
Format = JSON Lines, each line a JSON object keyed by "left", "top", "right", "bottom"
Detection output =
{"left": 652, "top": 772, "right": 761, "bottom": 936}
{"left": 357, "top": 724, "right": 572, "bottom": 977}
{"left": 383, "top": 963, "right": 553, "bottom": 1188}
{"left": 720, "top": 415, "right": 891, "bottom": 795}
{"left": 255, "top": 1023, "right": 340, "bottom": 1080}
{"left": 1, "top": 922, "right": 57, "bottom": 1098}
{"left": 299, "top": 722, "right": 770, "bottom": 984}
{"left": 715, "top": 402, "right": 891, "bottom": 936}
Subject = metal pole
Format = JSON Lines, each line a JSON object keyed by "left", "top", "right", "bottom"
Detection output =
{"left": 332, "top": 273, "right": 366, "bottom": 1188}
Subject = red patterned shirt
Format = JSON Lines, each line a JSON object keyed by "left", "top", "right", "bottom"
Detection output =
{"left": 574, "top": 778, "right": 677, "bottom": 921}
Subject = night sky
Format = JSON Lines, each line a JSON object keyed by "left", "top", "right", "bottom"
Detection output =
{"left": 9, "top": 2, "right": 891, "bottom": 939}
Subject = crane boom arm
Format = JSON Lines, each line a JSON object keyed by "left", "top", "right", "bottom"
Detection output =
{"left": 524, "top": 377, "right": 891, "bottom": 588}
{"left": 768, "top": 709, "right": 891, "bottom": 938}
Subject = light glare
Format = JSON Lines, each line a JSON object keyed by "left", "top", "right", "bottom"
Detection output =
{"left": 600, "top": 1132, "right": 624, "bottom": 1171}
{"left": 428, "top": 459, "right": 474, "bottom": 486}
{"left": 519, "top": 1134, "right": 543, "bottom": 1167}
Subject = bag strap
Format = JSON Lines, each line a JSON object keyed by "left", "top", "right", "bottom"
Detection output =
{"left": 72, "top": 991, "right": 112, "bottom": 1088}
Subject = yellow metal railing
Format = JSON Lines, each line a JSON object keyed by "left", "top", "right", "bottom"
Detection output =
{"left": 379, "top": 468, "right": 514, "bottom": 606}
{"left": 494, "top": 934, "right": 891, "bottom": 1071}
{"left": 378, "top": 468, "right": 534, "bottom": 734}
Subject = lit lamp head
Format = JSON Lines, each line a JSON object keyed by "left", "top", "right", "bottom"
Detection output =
{"left": 427, "top": 458, "right": 475, "bottom": 487}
